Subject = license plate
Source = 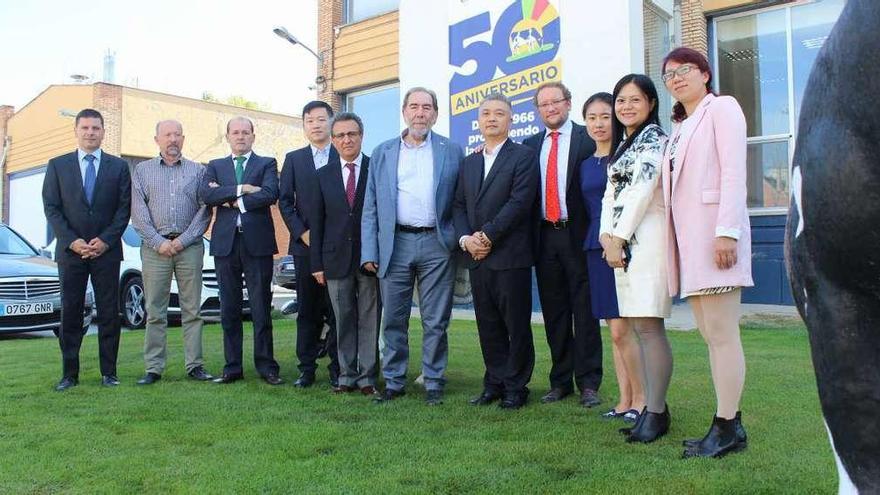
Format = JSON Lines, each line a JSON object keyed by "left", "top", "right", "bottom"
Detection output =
{"left": 0, "top": 302, "right": 54, "bottom": 316}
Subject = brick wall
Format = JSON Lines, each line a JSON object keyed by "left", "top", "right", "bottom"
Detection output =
{"left": 93, "top": 83, "right": 123, "bottom": 155}
{"left": 318, "top": 0, "right": 344, "bottom": 112}
{"left": 680, "top": 0, "right": 708, "bottom": 55}
{"left": 0, "top": 105, "right": 14, "bottom": 223}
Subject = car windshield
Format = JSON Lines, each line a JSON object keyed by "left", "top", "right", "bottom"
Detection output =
{"left": 0, "top": 225, "right": 38, "bottom": 255}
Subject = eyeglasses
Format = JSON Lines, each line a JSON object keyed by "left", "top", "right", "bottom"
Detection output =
{"left": 536, "top": 98, "right": 569, "bottom": 110}
{"left": 332, "top": 131, "right": 361, "bottom": 140}
{"left": 661, "top": 64, "right": 697, "bottom": 82}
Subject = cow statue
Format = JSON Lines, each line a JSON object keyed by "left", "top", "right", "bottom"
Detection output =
{"left": 785, "top": 0, "right": 880, "bottom": 493}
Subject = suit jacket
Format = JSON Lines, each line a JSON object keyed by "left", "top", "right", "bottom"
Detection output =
{"left": 661, "top": 94, "right": 754, "bottom": 296}
{"left": 199, "top": 152, "right": 279, "bottom": 257}
{"left": 523, "top": 122, "right": 595, "bottom": 253}
{"left": 279, "top": 145, "right": 340, "bottom": 257}
{"left": 361, "top": 132, "right": 464, "bottom": 278}
{"left": 42, "top": 150, "right": 131, "bottom": 263}
{"left": 310, "top": 154, "right": 370, "bottom": 279}
{"left": 453, "top": 140, "right": 539, "bottom": 271}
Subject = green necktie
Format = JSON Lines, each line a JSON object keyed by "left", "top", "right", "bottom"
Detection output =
{"left": 234, "top": 156, "right": 246, "bottom": 184}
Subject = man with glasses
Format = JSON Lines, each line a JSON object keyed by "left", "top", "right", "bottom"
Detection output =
{"left": 309, "top": 112, "right": 379, "bottom": 396}
{"left": 523, "top": 82, "right": 603, "bottom": 407}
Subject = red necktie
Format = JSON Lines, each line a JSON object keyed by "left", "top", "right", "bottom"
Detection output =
{"left": 545, "top": 131, "right": 561, "bottom": 222}
{"left": 345, "top": 162, "right": 356, "bottom": 208}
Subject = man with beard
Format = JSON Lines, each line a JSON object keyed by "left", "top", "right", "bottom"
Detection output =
{"left": 361, "top": 87, "right": 464, "bottom": 406}
{"left": 131, "top": 120, "right": 213, "bottom": 385}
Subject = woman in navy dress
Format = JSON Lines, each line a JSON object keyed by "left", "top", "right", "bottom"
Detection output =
{"left": 580, "top": 92, "right": 645, "bottom": 423}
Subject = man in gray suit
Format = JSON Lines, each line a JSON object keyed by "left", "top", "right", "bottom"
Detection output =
{"left": 361, "top": 87, "right": 464, "bottom": 405}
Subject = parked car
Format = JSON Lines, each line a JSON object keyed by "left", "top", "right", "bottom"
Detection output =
{"left": 46, "top": 225, "right": 252, "bottom": 329}
{"left": 0, "top": 223, "right": 93, "bottom": 336}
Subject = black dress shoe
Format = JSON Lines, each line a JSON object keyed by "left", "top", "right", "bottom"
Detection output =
{"left": 469, "top": 390, "right": 503, "bottom": 405}
{"left": 329, "top": 378, "right": 339, "bottom": 388}
{"left": 360, "top": 385, "right": 377, "bottom": 396}
{"left": 683, "top": 411, "right": 747, "bottom": 448}
{"left": 682, "top": 414, "right": 747, "bottom": 458}
{"left": 425, "top": 389, "right": 444, "bottom": 406}
{"left": 102, "top": 375, "right": 120, "bottom": 387}
{"left": 213, "top": 373, "right": 244, "bottom": 384}
{"left": 262, "top": 374, "right": 284, "bottom": 386}
{"left": 137, "top": 372, "right": 161, "bottom": 385}
{"left": 293, "top": 374, "right": 315, "bottom": 388}
{"left": 187, "top": 366, "right": 214, "bottom": 381}
{"left": 626, "top": 406, "right": 670, "bottom": 444}
{"left": 579, "top": 388, "right": 601, "bottom": 408}
{"left": 332, "top": 384, "right": 356, "bottom": 393}
{"left": 540, "top": 388, "right": 573, "bottom": 403}
{"left": 499, "top": 391, "right": 529, "bottom": 410}
{"left": 373, "top": 388, "right": 406, "bottom": 403}
{"left": 55, "top": 377, "right": 78, "bottom": 392}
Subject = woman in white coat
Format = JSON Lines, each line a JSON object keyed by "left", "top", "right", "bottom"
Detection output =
{"left": 600, "top": 74, "right": 673, "bottom": 444}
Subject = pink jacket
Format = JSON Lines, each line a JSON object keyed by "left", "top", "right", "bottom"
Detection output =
{"left": 662, "top": 94, "right": 754, "bottom": 296}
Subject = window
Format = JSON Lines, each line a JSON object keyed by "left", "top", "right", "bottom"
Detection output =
{"left": 345, "top": 84, "right": 400, "bottom": 156}
{"left": 712, "top": 0, "right": 844, "bottom": 211}
{"left": 346, "top": 0, "right": 399, "bottom": 23}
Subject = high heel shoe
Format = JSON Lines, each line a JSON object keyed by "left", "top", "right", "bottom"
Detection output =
{"left": 625, "top": 405, "right": 670, "bottom": 443}
{"left": 682, "top": 414, "right": 744, "bottom": 458}
{"left": 682, "top": 411, "right": 747, "bottom": 450}
{"left": 619, "top": 406, "right": 647, "bottom": 436}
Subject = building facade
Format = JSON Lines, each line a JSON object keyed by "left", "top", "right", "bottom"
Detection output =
{"left": 0, "top": 83, "right": 306, "bottom": 253}
{"left": 312, "top": 0, "right": 843, "bottom": 305}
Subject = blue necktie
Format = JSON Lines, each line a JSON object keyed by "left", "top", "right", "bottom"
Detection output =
{"left": 84, "top": 154, "right": 97, "bottom": 205}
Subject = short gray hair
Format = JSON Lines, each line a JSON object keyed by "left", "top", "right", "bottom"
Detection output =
{"left": 479, "top": 93, "right": 512, "bottom": 111}
{"left": 226, "top": 116, "right": 254, "bottom": 133}
{"left": 402, "top": 87, "right": 439, "bottom": 111}
{"left": 155, "top": 119, "right": 183, "bottom": 136}
{"left": 331, "top": 112, "right": 364, "bottom": 135}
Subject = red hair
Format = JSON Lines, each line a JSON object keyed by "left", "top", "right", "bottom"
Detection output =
{"left": 662, "top": 47, "right": 715, "bottom": 122}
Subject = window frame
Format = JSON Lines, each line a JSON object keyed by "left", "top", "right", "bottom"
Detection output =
{"left": 342, "top": 82, "right": 401, "bottom": 153}
{"left": 709, "top": 0, "right": 829, "bottom": 216}
{"left": 344, "top": 0, "right": 399, "bottom": 25}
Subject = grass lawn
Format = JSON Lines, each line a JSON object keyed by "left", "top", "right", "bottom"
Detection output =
{"left": 0, "top": 318, "right": 834, "bottom": 494}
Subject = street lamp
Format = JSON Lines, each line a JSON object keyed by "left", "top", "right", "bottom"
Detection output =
{"left": 273, "top": 26, "right": 322, "bottom": 63}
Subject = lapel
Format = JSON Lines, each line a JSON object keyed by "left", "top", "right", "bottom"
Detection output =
{"left": 566, "top": 124, "right": 583, "bottom": 192}
{"left": 477, "top": 140, "right": 512, "bottom": 202}
{"left": 91, "top": 154, "right": 113, "bottom": 205}
{"left": 242, "top": 153, "right": 261, "bottom": 184}
{"left": 354, "top": 155, "right": 369, "bottom": 213}
{"left": 68, "top": 152, "right": 90, "bottom": 207}
{"left": 386, "top": 139, "right": 400, "bottom": 206}
{"left": 670, "top": 94, "right": 713, "bottom": 193}
{"left": 327, "top": 157, "right": 347, "bottom": 209}
{"left": 431, "top": 132, "right": 447, "bottom": 198}
{"left": 222, "top": 156, "right": 237, "bottom": 185}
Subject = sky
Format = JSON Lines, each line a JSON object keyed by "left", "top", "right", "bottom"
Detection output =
{"left": 0, "top": 0, "right": 319, "bottom": 116}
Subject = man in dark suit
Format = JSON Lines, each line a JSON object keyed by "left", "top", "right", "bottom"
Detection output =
{"left": 454, "top": 94, "right": 539, "bottom": 409}
{"left": 523, "top": 82, "right": 603, "bottom": 406}
{"left": 279, "top": 100, "right": 339, "bottom": 388}
{"left": 42, "top": 108, "right": 131, "bottom": 391}
{"left": 310, "top": 112, "right": 380, "bottom": 396}
{"left": 199, "top": 116, "right": 282, "bottom": 385}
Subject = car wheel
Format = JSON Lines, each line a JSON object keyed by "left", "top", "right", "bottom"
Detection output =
{"left": 121, "top": 276, "right": 147, "bottom": 329}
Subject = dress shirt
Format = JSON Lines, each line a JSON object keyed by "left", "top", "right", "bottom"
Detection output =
{"left": 396, "top": 131, "right": 436, "bottom": 227}
{"left": 311, "top": 143, "right": 331, "bottom": 169}
{"left": 539, "top": 119, "right": 572, "bottom": 220}
{"left": 341, "top": 153, "right": 363, "bottom": 188}
{"left": 77, "top": 148, "right": 102, "bottom": 185}
{"left": 232, "top": 151, "right": 252, "bottom": 224}
{"left": 131, "top": 156, "right": 210, "bottom": 250}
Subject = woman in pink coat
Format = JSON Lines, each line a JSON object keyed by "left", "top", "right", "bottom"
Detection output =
{"left": 660, "top": 47, "right": 754, "bottom": 459}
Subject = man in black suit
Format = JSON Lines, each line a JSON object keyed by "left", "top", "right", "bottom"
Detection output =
{"left": 453, "top": 94, "right": 539, "bottom": 409}
{"left": 310, "top": 112, "right": 380, "bottom": 396}
{"left": 42, "top": 108, "right": 131, "bottom": 391}
{"left": 523, "top": 82, "right": 603, "bottom": 406}
{"left": 279, "top": 100, "right": 339, "bottom": 388}
{"left": 199, "top": 116, "right": 282, "bottom": 385}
